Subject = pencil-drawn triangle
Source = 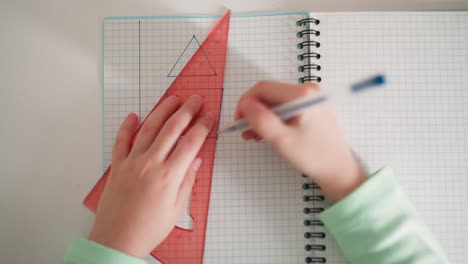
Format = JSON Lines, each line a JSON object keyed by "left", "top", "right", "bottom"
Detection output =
{"left": 167, "top": 35, "right": 217, "bottom": 77}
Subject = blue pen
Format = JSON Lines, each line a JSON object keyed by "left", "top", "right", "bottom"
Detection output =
{"left": 218, "top": 74, "right": 386, "bottom": 134}
{"left": 351, "top": 74, "right": 386, "bottom": 92}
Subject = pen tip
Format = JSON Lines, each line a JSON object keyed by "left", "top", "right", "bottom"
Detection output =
{"left": 374, "top": 75, "right": 386, "bottom": 85}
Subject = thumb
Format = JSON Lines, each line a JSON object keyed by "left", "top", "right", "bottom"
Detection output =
{"left": 238, "top": 98, "right": 290, "bottom": 143}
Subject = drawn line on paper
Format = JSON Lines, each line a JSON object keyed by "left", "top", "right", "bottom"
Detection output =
{"left": 167, "top": 35, "right": 218, "bottom": 77}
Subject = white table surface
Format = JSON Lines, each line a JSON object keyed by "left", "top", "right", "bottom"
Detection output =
{"left": 1, "top": 0, "right": 467, "bottom": 263}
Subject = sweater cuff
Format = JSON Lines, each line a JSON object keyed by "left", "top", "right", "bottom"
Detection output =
{"left": 64, "top": 237, "right": 146, "bottom": 264}
{"left": 319, "top": 167, "right": 415, "bottom": 240}
{"left": 320, "top": 167, "right": 406, "bottom": 225}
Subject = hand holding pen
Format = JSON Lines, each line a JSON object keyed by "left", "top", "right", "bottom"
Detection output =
{"left": 223, "top": 75, "right": 384, "bottom": 201}
{"left": 220, "top": 75, "right": 385, "bottom": 134}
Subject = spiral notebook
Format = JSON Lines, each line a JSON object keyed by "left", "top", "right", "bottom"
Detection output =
{"left": 97, "top": 11, "right": 468, "bottom": 263}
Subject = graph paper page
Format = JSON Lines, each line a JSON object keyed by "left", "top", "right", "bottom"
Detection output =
{"left": 102, "top": 13, "right": 312, "bottom": 263}
{"left": 315, "top": 11, "right": 468, "bottom": 263}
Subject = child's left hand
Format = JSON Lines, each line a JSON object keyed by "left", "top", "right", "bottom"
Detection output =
{"left": 88, "top": 94, "right": 214, "bottom": 258}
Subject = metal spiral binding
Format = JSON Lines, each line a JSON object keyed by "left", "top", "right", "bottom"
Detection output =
{"left": 302, "top": 172, "right": 326, "bottom": 262}
{"left": 296, "top": 17, "right": 321, "bottom": 84}
{"left": 297, "top": 16, "right": 325, "bottom": 263}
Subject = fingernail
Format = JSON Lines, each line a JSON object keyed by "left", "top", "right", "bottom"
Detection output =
{"left": 190, "top": 94, "right": 203, "bottom": 104}
{"left": 167, "top": 95, "right": 179, "bottom": 104}
{"left": 204, "top": 112, "right": 214, "bottom": 120}
{"left": 242, "top": 131, "right": 253, "bottom": 140}
{"left": 203, "top": 112, "right": 215, "bottom": 129}
{"left": 193, "top": 158, "right": 202, "bottom": 172}
{"left": 126, "top": 112, "right": 139, "bottom": 125}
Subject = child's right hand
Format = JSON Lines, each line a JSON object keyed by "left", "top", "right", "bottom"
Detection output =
{"left": 235, "top": 81, "right": 367, "bottom": 201}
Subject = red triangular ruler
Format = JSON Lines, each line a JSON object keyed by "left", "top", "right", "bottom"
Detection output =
{"left": 84, "top": 10, "right": 231, "bottom": 264}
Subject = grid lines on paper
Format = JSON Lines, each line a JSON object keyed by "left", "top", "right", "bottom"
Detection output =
{"left": 103, "top": 14, "right": 313, "bottom": 264}
{"left": 317, "top": 11, "right": 468, "bottom": 264}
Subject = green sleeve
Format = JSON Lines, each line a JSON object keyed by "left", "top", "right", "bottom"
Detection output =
{"left": 64, "top": 237, "right": 146, "bottom": 264}
{"left": 319, "top": 167, "right": 450, "bottom": 264}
